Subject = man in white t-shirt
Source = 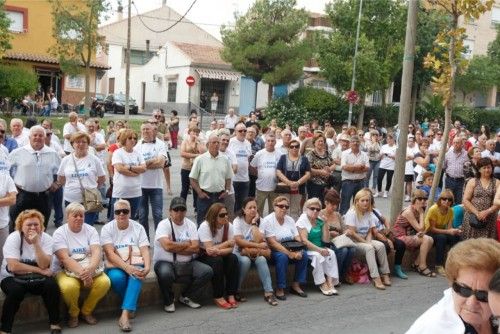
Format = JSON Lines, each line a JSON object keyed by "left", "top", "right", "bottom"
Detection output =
{"left": 249, "top": 133, "right": 283, "bottom": 216}
{"left": 63, "top": 112, "right": 86, "bottom": 154}
{"left": 9, "top": 118, "right": 29, "bottom": 147}
{"left": 153, "top": 197, "right": 213, "bottom": 312}
{"left": 136, "top": 122, "right": 167, "bottom": 238}
{"left": 228, "top": 122, "right": 252, "bottom": 213}
{"left": 224, "top": 108, "right": 238, "bottom": 134}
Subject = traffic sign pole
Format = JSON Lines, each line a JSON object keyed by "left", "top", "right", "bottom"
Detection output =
{"left": 186, "top": 76, "right": 195, "bottom": 116}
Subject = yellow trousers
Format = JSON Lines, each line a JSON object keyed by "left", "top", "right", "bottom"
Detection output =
{"left": 56, "top": 272, "right": 111, "bottom": 318}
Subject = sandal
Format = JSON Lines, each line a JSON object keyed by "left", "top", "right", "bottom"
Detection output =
{"left": 118, "top": 320, "right": 132, "bottom": 332}
{"left": 234, "top": 292, "right": 247, "bottom": 302}
{"left": 411, "top": 263, "right": 419, "bottom": 272}
{"left": 417, "top": 267, "right": 436, "bottom": 278}
{"left": 264, "top": 294, "right": 278, "bottom": 306}
{"left": 214, "top": 299, "right": 232, "bottom": 310}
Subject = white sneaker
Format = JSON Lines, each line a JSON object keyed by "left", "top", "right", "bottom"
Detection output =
{"left": 383, "top": 191, "right": 388, "bottom": 198}
{"left": 404, "top": 195, "right": 410, "bottom": 202}
{"left": 373, "top": 192, "right": 379, "bottom": 198}
{"left": 178, "top": 296, "right": 201, "bottom": 309}
{"left": 164, "top": 302, "right": 175, "bottom": 313}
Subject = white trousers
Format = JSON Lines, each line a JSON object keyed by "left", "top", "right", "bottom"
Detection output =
{"left": 307, "top": 249, "right": 339, "bottom": 285}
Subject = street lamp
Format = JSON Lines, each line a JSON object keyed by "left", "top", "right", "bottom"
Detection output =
{"left": 347, "top": 0, "right": 363, "bottom": 127}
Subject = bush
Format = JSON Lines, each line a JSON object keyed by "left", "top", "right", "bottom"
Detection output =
{"left": 288, "top": 86, "right": 348, "bottom": 124}
{"left": 0, "top": 65, "right": 38, "bottom": 100}
{"left": 362, "top": 105, "right": 399, "bottom": 128}
{"left": 415, "top": 94, "right": 445, "bottom": 121}
{"left": 263, "top": 97, "right": 309, "bottom": 130}
{"left": 454, "top": 106, "right": 500, "bottom": 132}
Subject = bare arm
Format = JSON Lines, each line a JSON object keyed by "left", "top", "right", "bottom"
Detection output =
{"left": 0, "top": 191, "right": 16, "bottom": 207}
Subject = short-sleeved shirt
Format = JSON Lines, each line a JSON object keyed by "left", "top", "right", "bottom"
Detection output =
{"left": 232, "top": 216, "right": 264, "bottom": 252}
{"left": 0, "top": 147, "right": 10, "bottom": 175}
{"left": 228, "top": 138, "right": 252, "bottom": 182}
{"left": 425, "top": 204, "right": 453, "bottom": 231}
{"left": 261, "top": 212, "right": 298, "bottom": 242}
{"left": 57, "top": 153, "right": 106, "bottom": 203}
{"left": 63, "top": 122, "right": 86, "bottom": 153}
{"left": 276, "top": 154, "right": 310, "bottom": 194}
{"left": 198, "top": 221, "right": 234, "bottom": 246}
{"left": 0, "top": 231, "right": 53, "bottom": 281}
{"left": 379, "top": 144, "right": 398, "bottom": 170}
{"left": 0, "top": 174, "right": 16, "bottom": 229}
{"left": 153, "top": 218, "right": 198, "bottom": 264}
{"left": 296, "top": 214, "right": 323, "bottom": 247}
{"left": 52, "top": 224, "right": 100, "bottom": 272}
{"left": 135, "top": 139, "right": 168, "bottom": 189}
{"left": 344, "top": 209, "right": 376, "bottom": 238}
{"left": 189, "top": 152, "right": 233, "bottom": 193}
{"left": 250, "top": 149, "right": 282, "bottom": 191}
{"left": 341, "top": 149, "right": 369, "bottom": 181}
{"left": 100, "top": 219, "right": 150, "bottom": 250}
{"left": 112, "top": 147, "right": 145, "bottom": 198}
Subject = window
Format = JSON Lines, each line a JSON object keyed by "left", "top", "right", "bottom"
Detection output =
{"left": 5, "top": 6, "right": 28, "bottom": 33}
{"left": 492, "top": 7, "right": 500, "bottom": 25}
{"left": 167, "top": 82, "right": 177, "bottom": 102}
{"left": 125, "top": 49, "right": 154, "bottom": 65}
{"left": 463, "top": 39, "right": 474, "bottom": 59}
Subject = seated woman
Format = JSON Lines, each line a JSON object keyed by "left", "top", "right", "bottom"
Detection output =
{"left": 53, "top": 202, "right": 111, "bottom": 328}
{"left": 0, "top": 210, "right": 62, "bottom": 334}
{"left": 101, "top": 199, "right": 150, "bottom": 332}
{"left": 296, "top": 198, "right": 339, "bottom": 296}
{"left": 261, "top": 196, "right": 308, "bottom": 300}
{"left": 233, "top": 198, "right": 276, "bottom": 306}
{"left": 197, "top": 203, "right": 239, "bottom": 309}
{"left": 344, "top": 189, "right": 391, "bottom": 290}
{"left": 393, "top": 189, "right": 436, "bottom": 278}
{"left": 407, "top": 238, "right": 500, "bottom": 333}
{"left": 425, "top": 189, "right": 462, "bottom": 277}
{"left": 320, "top": 189, "right": 355, "bottom": 284}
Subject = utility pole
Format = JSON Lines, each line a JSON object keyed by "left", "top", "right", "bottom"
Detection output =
{"left": 347, "top": 0, "right": 363, "bottom": 127}
{"left": 125, "top": 0, "right": 131, "bottom": 120}
{"left": 390, "top": 0, "right": 418, "bottom": 223}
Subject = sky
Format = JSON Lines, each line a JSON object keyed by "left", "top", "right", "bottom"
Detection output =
{"left": 106, "top": 0, "right": 331, "bottom": 40}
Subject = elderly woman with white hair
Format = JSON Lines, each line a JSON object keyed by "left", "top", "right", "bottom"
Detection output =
{"left": 101, "top": 199, "right": 150, "bottom": 332}
{"left": 296, "top": 198, "right": 339, "bottom": 296}
{"left": 52, "top": 203, "right": 110, "bottom": 328}
{"left": 62, "top": 112, "right": 86, "bottom": 154}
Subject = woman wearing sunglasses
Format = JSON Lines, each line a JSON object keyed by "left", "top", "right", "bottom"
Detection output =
{"left": 425, "top": 189, "right": 462, "bottom": 277}
{"left": 197, "top": 203, "right": 239, "bottom": 309}
{"left": 407, "top": 238, "right": 500, "bottom": 334}
{"left": 261, "top": 196, "right": 308, "bottom": 300}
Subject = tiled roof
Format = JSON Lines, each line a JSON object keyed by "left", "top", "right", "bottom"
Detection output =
{"left": 171, "top": 42, "right": 229, "bottom": 68}
{"left": 3, "top": 52, "right": 110, "bottom": 69}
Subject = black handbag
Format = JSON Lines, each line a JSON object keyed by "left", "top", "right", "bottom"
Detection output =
{"left": 469, "top": 214, "right": 487, "bottom": 229}
{"left": 8, "top": 238, "right": 47, "bottom": 285}
{"left": 169, "top": 219, "right": 193, "bottom": 278}
{"left": 280, "top": 240, "right": 305, "bottom": 252}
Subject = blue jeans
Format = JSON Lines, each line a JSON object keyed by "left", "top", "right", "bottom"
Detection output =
{"left": 330, "top": 245, "right": 355, "bottom": 281}
{"left": 105, "top": 268, "right": 143, "bottom": 312}
{"left": 51, "top": 187, "right": 64, "bottom": 227}
{"left": 196, "top": 192, "right": 223, "bottom": 225}
{"left": 365, "top": 160, "right": 380, "bottom": 189}
{"left": 110, "top": 196, "right": 141, "bottom": 221}
{"left": 430, "top": 233, "right": 461, "bottom": 265}
{"left": 444, "top": 176, "right": 465, "bottom": 205}
{"left": 139, "top": 188, "right": 163, "bottom": 238}
{"left": 271, "top": 250, "right": 308, "bottom": 289}
{"left": 64, "top": 200, "right": 98, "bottom": 226}
{"left": 233, "top": 181, "right": 249, "bottom": 213}
{"left": 339, "top": 179, "right": 364, "bottom": 215}
{"left": 234, "top": 252, "right": 273, "bottom": 293}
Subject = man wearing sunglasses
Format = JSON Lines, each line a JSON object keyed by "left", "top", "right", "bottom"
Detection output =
{"left": 228, "top": 122, "right": 252, "bottom": 213}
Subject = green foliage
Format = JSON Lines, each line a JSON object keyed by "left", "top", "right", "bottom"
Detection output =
{"left": 220, "top": 0, "right": 311, "bottom": 99}
{"left": 263, "top": 97, "right": 309, "bottom": 130}
{"left": 288, "top": 86, "right": 348, "bottom": 123}
{"left": 488, "top": 25, "right": 500, "bottom": 65}
{"left": 455, "top": 55, "right": 500, "bottom": 95}
{"left": 362, "top": 105, "right": 399, "bottom": 127}
{"left": 453, "top": 106, "right": 500, "bottom": 131}
{"left": 0, "top": 0, "right": 11, "bottom": 57}
{"left": 0, "top": 65, "right": 38, "bottom": 100}
{"left": 415, "top": 94, "right": 445, "bottom": 121}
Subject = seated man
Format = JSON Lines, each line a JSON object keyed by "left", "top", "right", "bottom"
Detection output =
{"left": 153, "top": 197, "right": 213, "bottom": 313}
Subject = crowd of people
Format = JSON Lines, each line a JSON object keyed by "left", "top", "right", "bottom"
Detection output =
{"left": 0, "top": 109, "right": 498, "bottom": 333}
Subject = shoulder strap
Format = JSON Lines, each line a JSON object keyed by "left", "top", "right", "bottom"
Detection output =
{"left": 222, "top": 224, "right": 229, "bottom": 243}
{"left": 71, "top": 154, "right": 85, "bottom": 192}
{"left": 169, "top": 218, "right": 177, "bottom": 262}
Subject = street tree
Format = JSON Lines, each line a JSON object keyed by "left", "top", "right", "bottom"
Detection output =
{"left": 423, "top": 0, "right": 494, "bottom": 208}
{"left": 0, "top": 0, "right": 12, "bottom": 57}
{"left": 0, "top": 65, "right": 38, "bottom": 108}
{"left": 487, "top": 24, "right": 500, "bottom": 70}
{"left": 49, "top": 0, "right": 109, "bottom": 109}
{"left": 220, "top": 0, "right": 311, "bottom": 103}
{"left": 455, "top": 55, "right": 500, "bottom": 103}
{"left": 321, "top": 0, "right": 406, "bottom": 127}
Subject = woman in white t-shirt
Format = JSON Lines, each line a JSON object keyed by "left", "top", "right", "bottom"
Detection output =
{"left": 57, "top": 132, "right": 106, "bottom": 226}
{"left": 344, "top": 189, "right": 391, "bottom": 290}
{"left": 197, "top": 203, "right": 239, "bottom": 309}
{"left": 53, "top": 203, "right": 110, "bottom": 328}
{"left": 376, "top": 133, "right": 397, "bottom": 198}
{"left": 0, "top": 210, "right": 62, "bottom": 333}
{"left": 233, "top": 197, "right": 276, "bottom": 306}
{"left": 101, "top": 199, "right": 150, "bottom": 332}
{"left": 0, "top": 174, "right": 16, "bottom": 265}
{"left": 62, "top": 111, "right": 87, "bottom": 154}
{"left": 261, "top": 196, "right": 308, "bottom": 300}
{"left": 111, "top": 129, "right": 146, "bottom": 220}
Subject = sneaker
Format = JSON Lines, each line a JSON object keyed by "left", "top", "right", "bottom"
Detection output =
{"left": 178, "top": 296, "right": 201, "bottom": 309}
{"left": 404, "top": 195, "right": 410, "bottom": 202}
{"left": 383, "top": 191, "right": 388, "bottom": 198}
{"left": 373, "top": 192, "right": 379, "bottom": 198}
{"left": 436, "top": 265, "right": 446, "bottom": 276}
{"left": 164, "top": 303, "right": 175, "bottom": 313}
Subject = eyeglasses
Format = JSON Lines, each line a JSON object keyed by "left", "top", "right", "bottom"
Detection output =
{"left": 172, "top": 207, "right": 186, "bottom": 212}
{"left": 218, "top": 212, "right": 228, "bottom": 218}
{"left": 437, "top": 133, "right": 443, "bottom": 136}
{"left": 46, "top": 133, "right": 53, "bottom": 136}
{"left": 415, "top": 197, "right": 427, "bottom": 201}
{"left": 237, "top": 129, "right": 247, "bottom": 133}
{"left": 308, "top": 207, "right": 321, "bottom": 212}
{"left": 128, "top": 137, "right": 137, "bottom": 140}
{"left": 0, "top": 129, "right": 5, "bottom": 134}
{"left": 290, "top": 145, "right": 300, "bottom": 149}
{"left": 114, "top": 209, "right": 130, "bottom": 215}
{"left": 275, "top": 204, "right": 289, "bottom": 209}
{"left": 452, "top": 282, "right": 488, "bottom": 303}
{"left": 440, "top": 198, "right": 453, "bottom": 202}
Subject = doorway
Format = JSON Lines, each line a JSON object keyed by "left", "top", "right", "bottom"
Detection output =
{"left": 200, "top": 78, "right": 226, "bottom": 114}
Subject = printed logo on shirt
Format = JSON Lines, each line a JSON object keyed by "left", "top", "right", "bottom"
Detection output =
{"left": 72, "top": 247, "right": 87, "bottom": 254}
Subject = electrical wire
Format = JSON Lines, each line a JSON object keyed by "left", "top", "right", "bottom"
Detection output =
{"left": 132, "top": 0, "right": 198, "bottom": 34}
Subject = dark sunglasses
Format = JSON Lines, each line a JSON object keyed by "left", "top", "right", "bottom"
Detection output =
{"left": 172, "top": 207, "right": 186, "bottom": 212}
{"left": 218, "top": 212, "right": 228, "bottom": 218}
{"left": 128, "top": 137, "right": 137, "bottom": 140}
{"left": 290, "top": 145, "right": 300, "bottom": 149}
{"left": 415, "top": 197, "right": 428, "bottom": 201}
{"left": 114, "top": 209, "right": 130, "bottom": 215}
{"left": 0, "top": 129, "right": 5, "bottom": 134}
{"left": 237, "top": 129, "right": 247, "bottom": 133}
{"left": 275, "top": 204, "right": 289, "bottom": 209}
{"left": 452, "top": 282, "right": 488, "bottom": 303}
{"left": 308, "top": 207, "right": 321, "bottom": 212}
{"left": 440, "top": 198, "right": 453, "bottom": 202}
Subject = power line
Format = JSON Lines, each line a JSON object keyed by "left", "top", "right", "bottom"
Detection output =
{"left": 132, "top": 0, "right": 198, "bottom": 34}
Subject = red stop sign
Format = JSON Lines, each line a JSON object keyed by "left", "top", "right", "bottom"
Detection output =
{"left": 186, "top": 75, "right": 195, "bottom": 87}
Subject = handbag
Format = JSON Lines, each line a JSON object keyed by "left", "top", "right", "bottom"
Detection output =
{"left": 9, "top": 237, "right": 47, "bottom": 284}
{"left": 65, "top": 253, "right": 105, "bottom": 278}
{"left": 71, "top": 154, "right": 104, "bottom": 213}
{"left": 169, "top": 219, "right": 193, "bottom": 278}
{"left": 274, "top": 182, "right": 291, "bottom": 194}
{"left": 331, "top": 234, "right": 356, "bottom": 248}
{"left": 112, "top": 223, "right": 145, "bottom": 267}
{"left": 280, "top": 240, "right": 305, "bottom": 252}
{"left": 275, "top": 156, "right": 301, "bottom": 194}
{"left": 469, "top": 214, "right": 487, "bottom": 229}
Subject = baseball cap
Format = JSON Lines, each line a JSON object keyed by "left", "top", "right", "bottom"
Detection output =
{"left": 170, "top": 197, "right": 187, "bottom": 210}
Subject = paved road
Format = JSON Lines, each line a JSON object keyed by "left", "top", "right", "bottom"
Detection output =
{"left": 24, "top": 114, "right": 449, "bottom": 333}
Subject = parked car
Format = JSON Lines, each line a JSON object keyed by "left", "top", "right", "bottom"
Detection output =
{"left": 103, "top": 93, "right": 138, "bottom": 115}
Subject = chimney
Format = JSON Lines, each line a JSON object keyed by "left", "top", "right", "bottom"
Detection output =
{"left": 146, "top": 40, "right": 150, "bottom": 57}
{"left": 162, "top": 0, "right": 167, "bottom": 6}
{"left": 117, "top": 3, "right": 123, "bottom": 21}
